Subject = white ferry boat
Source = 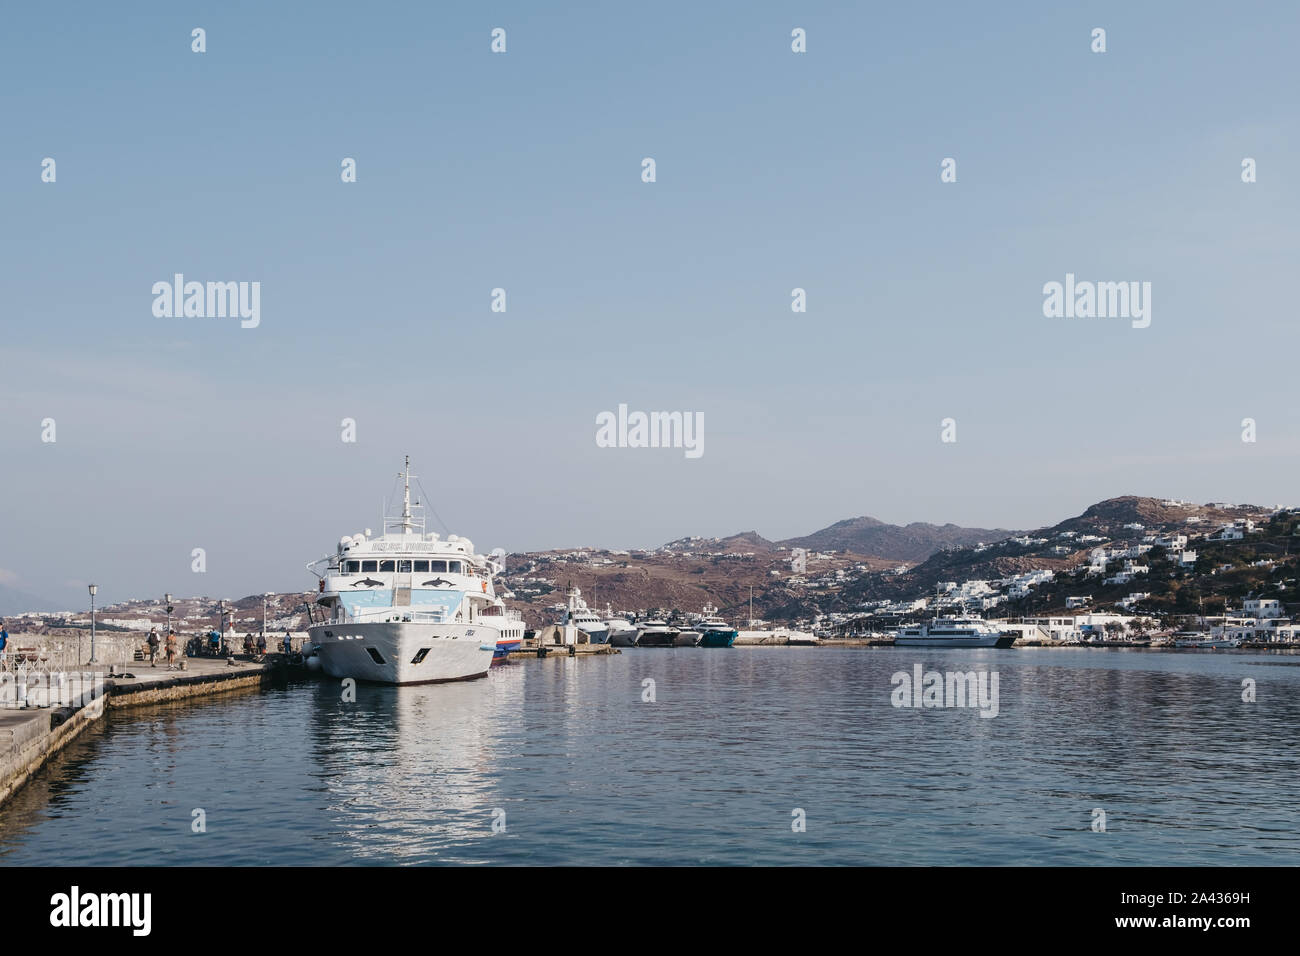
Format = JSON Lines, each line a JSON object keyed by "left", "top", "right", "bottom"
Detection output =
{"left": 894, "top": 617, "right": 1014, "bottom": 648}
{"left": 1172, "top": 633, "right": 1242, "bottom": 649}
{"left": 306, "top": 458, "right": 509, "bottom": 685}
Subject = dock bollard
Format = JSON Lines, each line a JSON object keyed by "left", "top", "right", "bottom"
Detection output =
{"left": 568, "top": 644, "right": 576, "bottom": 657}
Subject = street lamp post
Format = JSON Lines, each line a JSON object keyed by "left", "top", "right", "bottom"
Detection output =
{"left": 164, "top": 592, "right": 173, "bottom": 648}
{"left": 88, "top": 583, "right": 98, "bottom": 665}
{"left": 263, "top": 593, "right": 271, "bottom": 641}
{"left": 218, "top": 599, "right": 226, "bottom": 654}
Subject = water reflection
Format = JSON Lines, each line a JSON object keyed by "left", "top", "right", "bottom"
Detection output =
{"left": 305, "top": 672, "right": 510, "bottom": 863}
{"left": 1, "top": 650, "right": 1298, "bottom": 865}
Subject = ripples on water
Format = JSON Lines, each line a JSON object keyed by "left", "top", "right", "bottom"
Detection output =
{"left": 1, "top": 648, "right": 1297, "bottom": 865}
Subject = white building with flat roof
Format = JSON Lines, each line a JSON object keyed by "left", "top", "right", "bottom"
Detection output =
{"left": 1243, "top": 598, "right": 1283, "bottom": 619}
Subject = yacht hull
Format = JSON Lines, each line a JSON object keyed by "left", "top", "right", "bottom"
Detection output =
{"left": 580, "top": 626, "right": 610, "bottom": 644}
{"left": 308, "top": 621, "right": 496, "bottom": 685}
{"left": 635, "top": 630, "right": 678, "bottom": 647}
{"left": 894, "top": 634, "right": 1013, "bottom": 648}
{"left": 698, "top": 629, "right": 737, "bottom": 647}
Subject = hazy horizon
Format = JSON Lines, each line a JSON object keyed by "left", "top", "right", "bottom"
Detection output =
{"left": 3, "top": 2, "right": 1297, "bottom": 610}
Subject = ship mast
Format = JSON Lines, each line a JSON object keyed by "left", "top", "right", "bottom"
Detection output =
{"left": 400, "top": 455, "right": 413, "bottom": 534}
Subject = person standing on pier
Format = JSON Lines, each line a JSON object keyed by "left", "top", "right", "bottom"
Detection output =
{"left": 0, "top": 624, "right": 8, "bottom": 669}
{"left": 147, "top": 628, "right": 161, "bottom": 667}
{"left": 257, "top": 633, "right": 267, "bottom": 656}
{"left": 165, "top": 631, "right": 177, "bottom": 668}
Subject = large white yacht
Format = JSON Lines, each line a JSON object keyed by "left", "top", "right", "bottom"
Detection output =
{"left": 557, "top": 587, "right": 609, "bottom": 644}
{"left": 602, "top": 607, "right": 639, "bottom": 647}
{"left": 894, "top": 617, "right": 1014, "bottom": 648}
{"left": 306, "top": 458, "right": 507, "bottom": 684}
{"left": 634, "top": 620, "right": 679, "bottom": 647}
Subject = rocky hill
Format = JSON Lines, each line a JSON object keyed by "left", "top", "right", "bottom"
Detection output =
{"left": 842, "top": 496, "right": 1283, "bottom": 608}
{"left": 780, "top": 517, "right": 1017, "bottom": 563}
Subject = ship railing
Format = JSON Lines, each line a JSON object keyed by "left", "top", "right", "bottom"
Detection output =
{"left": 479, "top": 607, "right": 522, "bottom": 620}
{"left": 406, "top": 610, "right": 449, "bottom": 623}
{"left": 342, "top": 607, "right": 448, "bottom": 625}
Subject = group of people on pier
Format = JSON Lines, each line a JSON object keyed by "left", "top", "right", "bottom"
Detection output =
{"left": 145, "top": 628, "right": 179, "bottom": 668}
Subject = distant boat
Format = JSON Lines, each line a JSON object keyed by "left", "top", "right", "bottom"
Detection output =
{"left": 894, "top": 617, "right": 1014, "bottom": 649}
{"left": 605, "top": 618, "right": 638, "bottom": 646}
{"left": 634, "top": 620, "right": 678, "bottom": 647}
{"left": 696, "top": 615, "right": 738, "bottom": 648}
{"left": 673, "top": 629, "right": 702, "bottom": 647}
{"left": 484, "top": 606, "right": 525, "bottom": 661}
{"left": 557, "top": 588, "right": 609, "bottom": 644}
{"left": 1172, "top": 632, "right": 1242, "bottom": 649}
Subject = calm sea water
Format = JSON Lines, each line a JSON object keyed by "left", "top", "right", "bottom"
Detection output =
{"left": 2, "top": 648, "right": 1298, "bottom": 866}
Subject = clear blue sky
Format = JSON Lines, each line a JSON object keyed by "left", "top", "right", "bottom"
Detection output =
{"left": 1, "top": 1, "right": 1297, "bottom": 609}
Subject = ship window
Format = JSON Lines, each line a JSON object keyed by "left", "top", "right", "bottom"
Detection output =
{"left": 430, "top": 560, "right": 447, "bottom": 572}
{"left": 411, "top": 648, "right": 431, "bottom": 664}
{"left": 345, "top": 561, "right": 360, "bottom": 573}
{"left": 397, "top": 560, "right": 412, "bottom": 572}
{"left": 448, "top": 561, "right": 463, "bottom": 574}
{"left": 413, "top": 560, "right": 429, "bottom": 572}
{"left": 379, "top": 560, "right": 395, "bottom": 572}
{"left": 361, "top": 561, "right": 377, "bottom": 572}
{"left": 365, "top": 647, "right": 386, "bottom": 665}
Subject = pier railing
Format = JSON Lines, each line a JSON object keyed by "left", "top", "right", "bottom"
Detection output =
{"left": 1, "top": 634, "right": 140, "bottom": 685}
{"left": 0, "top": 655, "right": 106, "bottom": 711}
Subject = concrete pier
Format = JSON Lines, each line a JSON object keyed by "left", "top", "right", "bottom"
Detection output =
{"left": 507, "top": 642, "right": 620, "bottom": 660}
{"left": 0, "top": 656, "right": 275, "bottom": 809}
{"left": 103, "top": 657, "right": 272, "bottom": 710}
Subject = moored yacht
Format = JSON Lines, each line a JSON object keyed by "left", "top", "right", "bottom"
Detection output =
{"left": 634, "top": 620, "right": 678, "bottom": 647}
{"left": 603, "top": 612, "right": 639, "bottom": 647}
{"left": 696, "top": 613, "right": 738, "bottom": 647}
{"left": 557, "top": 587, "right": 609, "bottom": 644}
{"left": 306, "top": 458, "right": 506, "bottom": 684}
{"left": 1172, "top": 632, "right": 1242, "bottom": 649}
{"left": 673, "top": 628, "right": 702, "bottom": 647}
{"left": 894, "top": 617, "right": 1014, "bottom": 648}
{"left": 486, "top": 606, "right": 526, "bottom": 660}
